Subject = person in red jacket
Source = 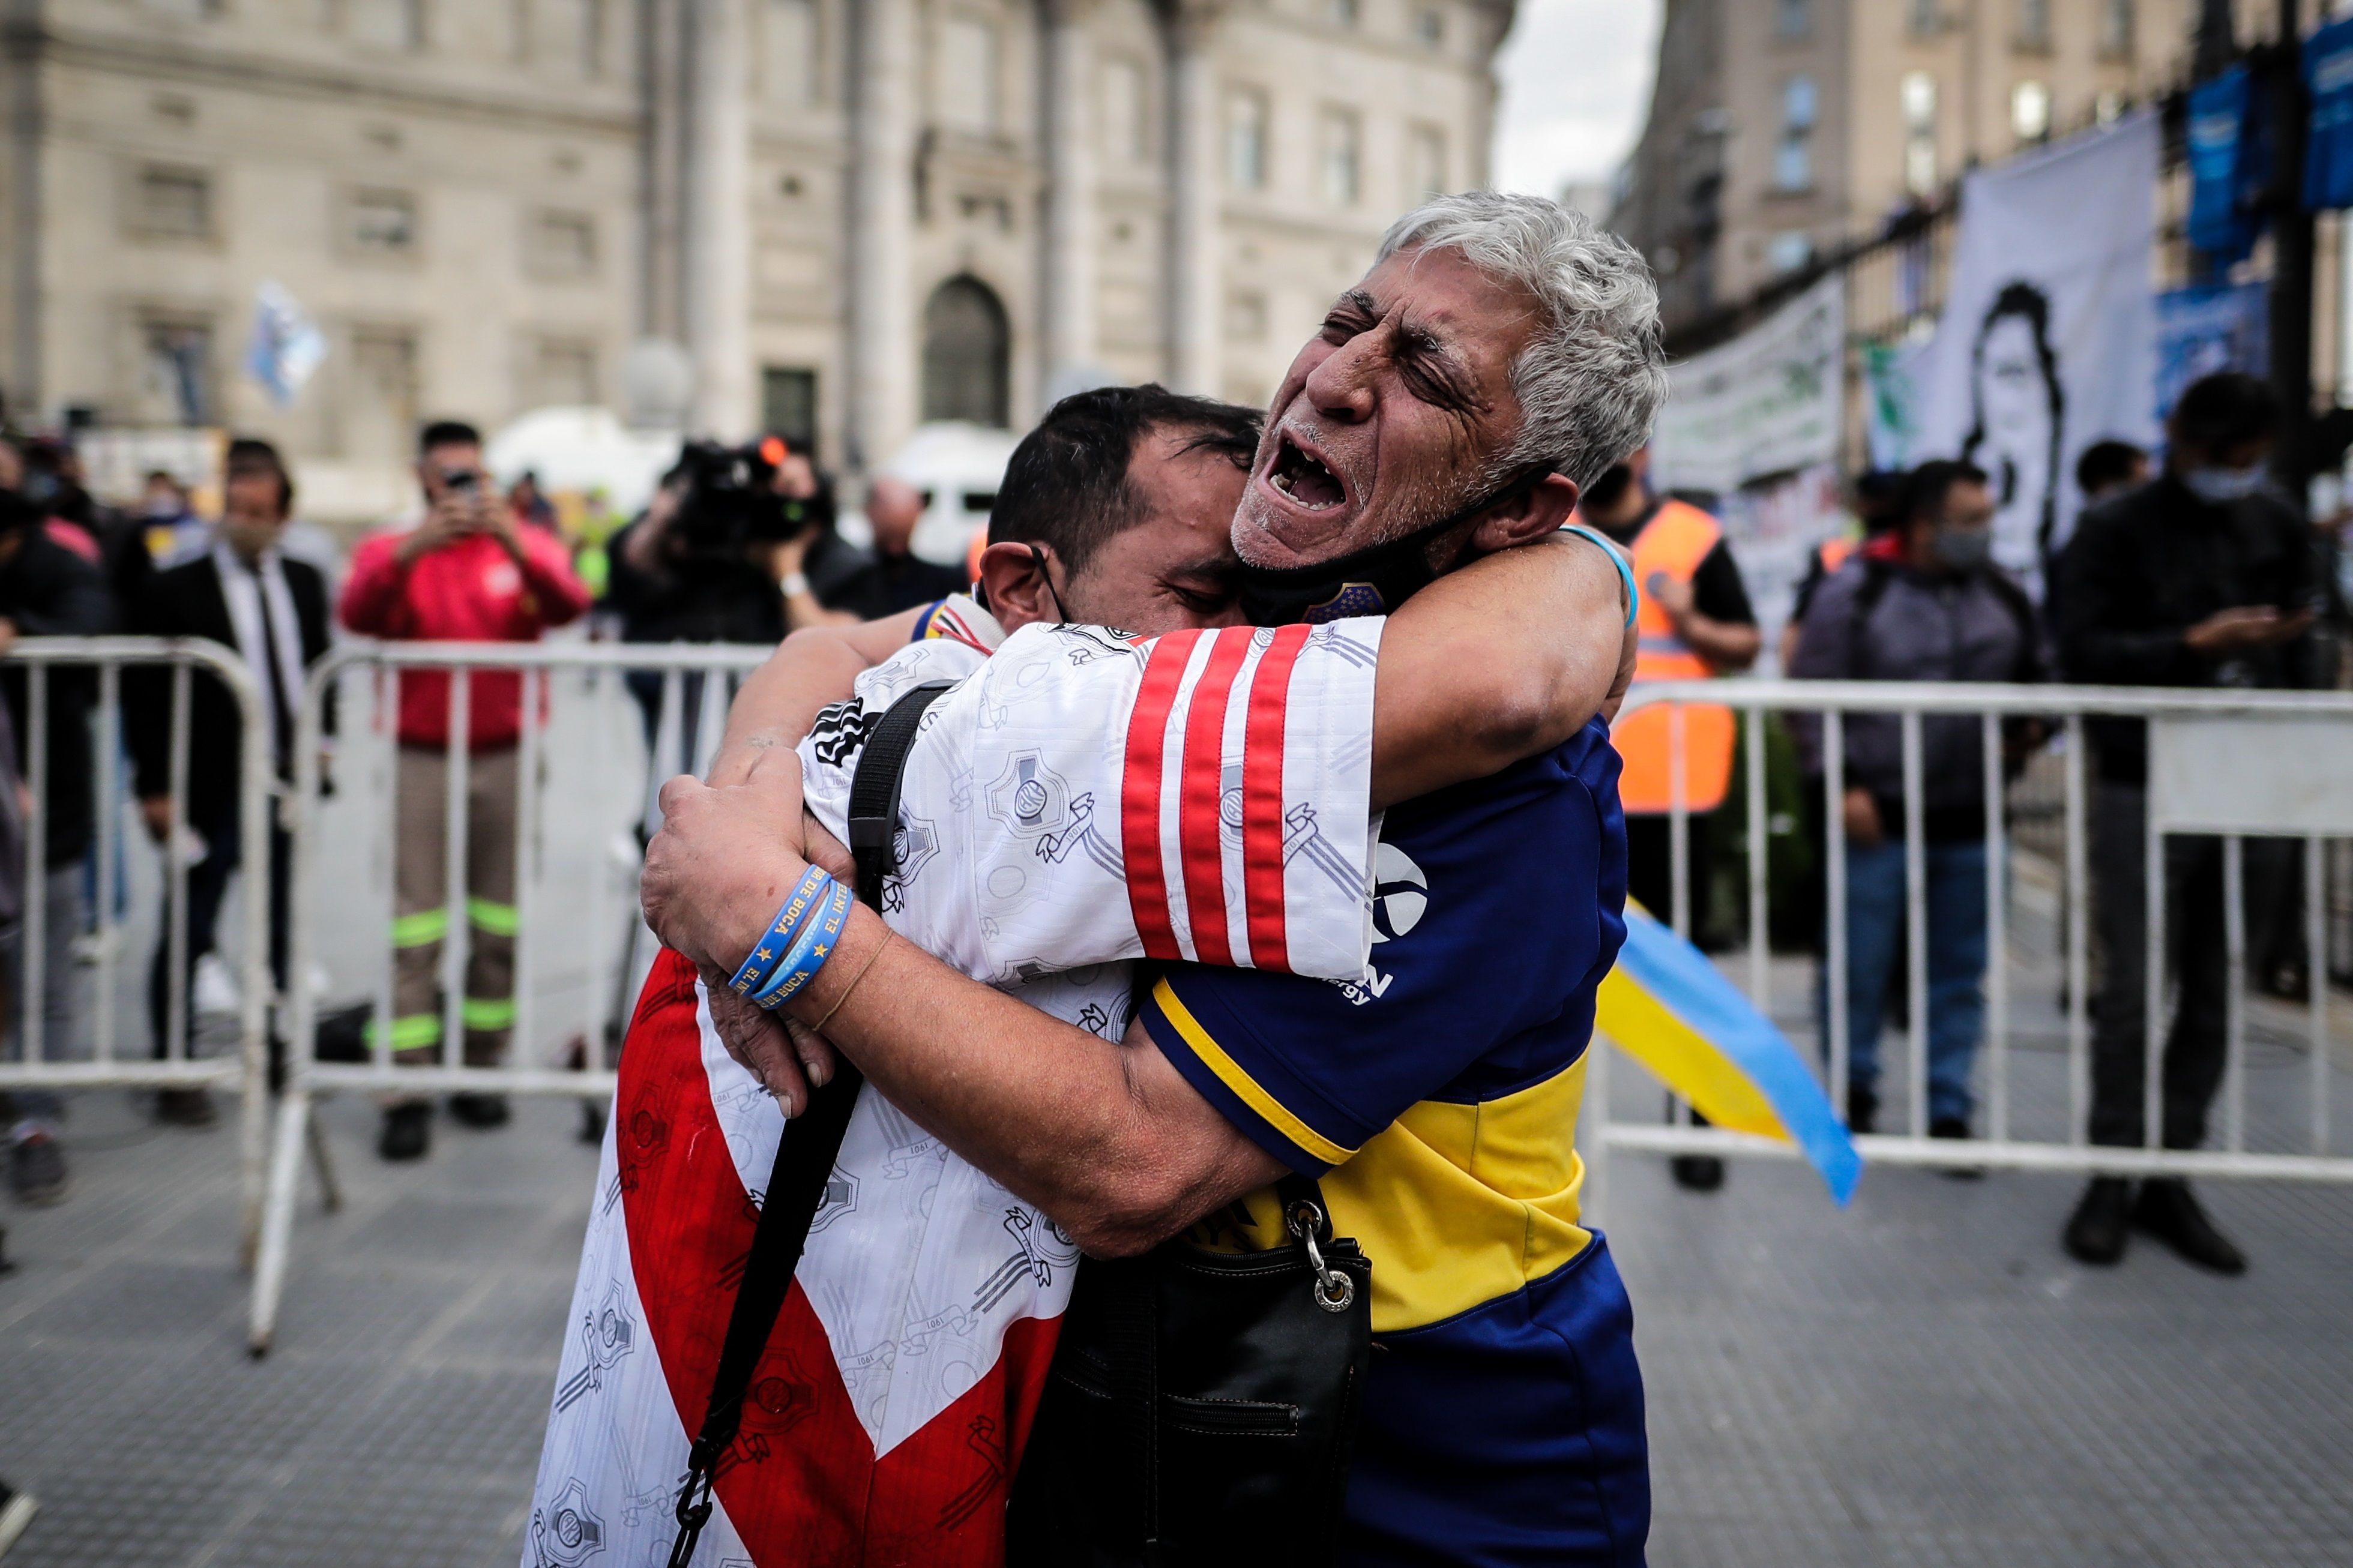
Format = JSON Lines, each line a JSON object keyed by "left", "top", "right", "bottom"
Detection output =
{"left": 340, "top": 419, "right": 591, "bottom": 1162}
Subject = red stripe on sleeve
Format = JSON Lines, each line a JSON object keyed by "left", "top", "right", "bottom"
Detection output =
{"left": 1240, "top": 623, "right": 1312, "bottom": 971}
{"left": 1176, "top": 631, "right": 1253, "bottom": 967}
{"left": 1122, "top": 631, "right": 1199, "bottom": 961}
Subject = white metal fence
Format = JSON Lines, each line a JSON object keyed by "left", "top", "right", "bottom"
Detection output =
{"left": 0, "top": 637, "right": 277, "bottom": 1254}
{"left": 1584, "top": 678, "right": 2353, "bottom": 1212}
{"left": 246, "top": 638, "right": 773, "bottom": 1353}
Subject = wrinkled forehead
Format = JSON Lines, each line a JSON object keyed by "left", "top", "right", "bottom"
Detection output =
{"left": 1353, "top": 245, "right": 1546, "bottom": 381}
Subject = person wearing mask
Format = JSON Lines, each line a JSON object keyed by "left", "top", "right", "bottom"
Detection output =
{"left": 1576, "top": 442, "right": 1761, "bottom": 1191}
{"left": 137, "top": 470, "right": 208, "bottom": 569}
{"left": 2050, "top": 373, "right": 2318, "bottom": 1275}
{"left": 1791, "top": 460, "right": 2043, "bottom": 1143}
{"left": 125, "top": 440, "right": 334, "bottom": 1126}
{"left": 821, "top": 476, "right": 968, "bottom": 620}
{"left": 340, "top": 420, "right": 592, "bottom": 1162}
{"left": 0, "top": 481, "right": 115, "bottom": 1204}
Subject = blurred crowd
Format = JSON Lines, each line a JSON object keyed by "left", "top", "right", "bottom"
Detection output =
{"left": 0, "top": 412, "right": 953, "bottom": 1209}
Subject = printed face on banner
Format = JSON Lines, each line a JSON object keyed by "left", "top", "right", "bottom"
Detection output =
{"left": 1960, "top": 287, "right": 2064, "bottom": 577}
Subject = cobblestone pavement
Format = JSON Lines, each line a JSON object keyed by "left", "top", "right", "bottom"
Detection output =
{"left": 3, "top": 1074, "right": 2347, "bottom": 1567}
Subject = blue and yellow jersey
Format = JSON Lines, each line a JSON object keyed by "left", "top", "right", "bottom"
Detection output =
{"left": 1139, "top": 716, "right": 1650, "bottom": 1566}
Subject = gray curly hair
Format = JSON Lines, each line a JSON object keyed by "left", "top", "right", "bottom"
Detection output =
{"left": 1376, "top": 192, "right": 1668, "bottom": 493}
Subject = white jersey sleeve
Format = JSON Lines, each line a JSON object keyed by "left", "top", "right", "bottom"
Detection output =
{"left": 939, "top": 619, "right": 1384, "bottom": 985}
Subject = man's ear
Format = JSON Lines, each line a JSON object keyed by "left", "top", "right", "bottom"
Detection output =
{"left": 976, "top": 540, "right": 1052, "bottom": 631}
{"left": 1468, "top": 472, "right": 1579, "bottom": 553}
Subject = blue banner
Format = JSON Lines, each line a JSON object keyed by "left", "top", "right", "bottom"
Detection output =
{"left": 2307, "top": 16, "right": 2353, "bottom": 209}
{"left": 2154, "top": 281, "right": 2270, "bottom": 425}
{"left": 2187, "top": 67, "right": 2259, "bottom": 263}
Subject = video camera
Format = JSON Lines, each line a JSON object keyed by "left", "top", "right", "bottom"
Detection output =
{"left": 668, "top": 437, "right": 807, "bottom": 560}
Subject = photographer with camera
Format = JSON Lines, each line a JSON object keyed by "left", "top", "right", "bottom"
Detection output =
{"left": 340, "top": 420, "right": 591, "bottom": 1163}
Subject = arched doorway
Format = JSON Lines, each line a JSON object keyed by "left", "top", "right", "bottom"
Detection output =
{"left": 921, "top": 275, "right": 1010, "bottom": 427}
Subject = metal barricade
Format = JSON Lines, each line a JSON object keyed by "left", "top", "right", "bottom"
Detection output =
{"left": 247, "top": 638, "right": 774, "bottom": 1353}
{"left": 0, "top": 637, "right": 276, "bottom": 1255}
{"left": 1583, "top": 679, "right": 2353, "bottom": 1211}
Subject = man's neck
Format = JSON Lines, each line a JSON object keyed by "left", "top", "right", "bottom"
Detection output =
{"left": 1589, "top": 495, "right": 1657, "bottom": 544}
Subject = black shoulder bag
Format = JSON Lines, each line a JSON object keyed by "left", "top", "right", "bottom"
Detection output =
{"left": 1005, "top": 1179, "right": 1373, "bottom": 1562}
{"left": 664, "top": 680, "right": 952, "bottom": 1568}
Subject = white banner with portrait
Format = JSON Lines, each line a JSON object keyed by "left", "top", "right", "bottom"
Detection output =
{"left": 1912, "top": 111, "right": 2161, "bottom": 596}
{"left": 1651, "top": 274, "right": 1845, "bottom": 496}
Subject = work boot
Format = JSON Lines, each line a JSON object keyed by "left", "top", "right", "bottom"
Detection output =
{"left": 2062, "top": 1177, "right": 2132, "bottom": 1266}
{"left": 378, "top": 1102, "right": 432, "bottom": 1162}
{"left": 8, "top": 1131, "right": 67, "bottom": 1207}
{"left": 448, "top": 1092, "right": 511, "bottom": 1129}
{"left": 1846, "top": 1084, "right": 1878, "bottom": 1136}
{"left": 1930, "top": 1116, "right": 1983, "bottom": 1180}
{"left": 2132, "top": 1177, "right": 2247, "bottom": 1276}
{"left": 154, "top": 1089, "right": 218, "bottom": 1128}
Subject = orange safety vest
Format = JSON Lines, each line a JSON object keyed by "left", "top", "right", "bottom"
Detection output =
{"left": 1816, "top": 534, "right": 1859, "bottom": 576}
{"left": 1614, "top": 499, "right": 1737, "bottom": 815}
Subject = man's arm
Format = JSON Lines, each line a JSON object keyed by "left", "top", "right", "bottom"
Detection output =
{"left": 1368, "top": 529, "right": 1635, "bottom": 808}
{"left": 642, "top": 758, "right": 1279, "bottom": 1255}
{"left": 706, "top": 606, "right": 928, "bottom": 783}
{"left": 1647, "top": 540, "right": 1761, "bottom": 674}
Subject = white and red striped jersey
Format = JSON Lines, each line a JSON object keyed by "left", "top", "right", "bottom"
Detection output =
{"left": 523, "top": 602, "right": 1384, "bottom": 1567}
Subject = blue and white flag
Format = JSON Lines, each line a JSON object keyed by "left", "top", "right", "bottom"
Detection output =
{"left": 246, "top": 280, "right": 325, "bottom": 407}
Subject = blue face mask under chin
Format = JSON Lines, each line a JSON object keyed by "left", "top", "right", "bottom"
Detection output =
{"left": 2183, "top": 465, "right": 2268, "bottom": 505}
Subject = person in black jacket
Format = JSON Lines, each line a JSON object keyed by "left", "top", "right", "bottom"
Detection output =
{"left": 2049, "top": 373, "right": 2320, "bottom": 1276}
{"left": 0, "top": 479, "right": 115, "bottom": 1204}
{"left": 822, "top": 476, "right": 966, "bottom": 620}
{"left": 125, "top": 442, "right": 334, "bottom": 1126}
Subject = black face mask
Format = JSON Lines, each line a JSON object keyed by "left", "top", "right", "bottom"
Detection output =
{"left": 1235, "top": 467, "right": 1547, "bottom": 627}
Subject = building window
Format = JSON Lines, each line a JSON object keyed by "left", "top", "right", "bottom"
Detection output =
{"left": 531, "top": 339, "right": 600, "bottom": 409}
{"left": 350, "top": 188, "right": 417, "bottom": 254}
{"left": 139, "top": 318, "right": 214, "bottom": 425}
{"left": 1227, "top": 89, "right": 1269, "bottom": 191}
{"left": 1320, "top": 107, "right": 1361, "bottom": 207}
{"left": 1774, "top": 76, "right": 1816, "bottom": 193}
{"left": 346, "top": 328, "right": 420, "bottom": 466}
{"left": 1776, "top": 0, "right": 1810, "bottom": 41}
{"left": 922, "top": 275, "right": 1010, "bottom": 428}
{"left": 133, "top": 164, "right": 212, "bottom": 238}
{"left": 762, "top": 366, "right": 819, "bottom": 451}
{"left": 938, "top": 17, "right": 999, "bottom": 134}
{"left": 1907, "top": 0, "right": 1941, "bottom": 38}
{"left": 2098, "top": 0, "right": 2133, "bottom": 58}
{"left": 1330, "top": 0, "right": 1360, "bottom": 26}
{"left": 349, "top": 0, "right": 423, "bottom": 49}
{"left": 2016, "top": 0, "right": 2050, "bottom": 50}
{"left": 529, "top": 209, "right": 598, "bottom": 276}
{"left": 1407, "top": 123, "right": 1447, "bottom": 201}
{"left": 1414, "top": 6, "right": 1444, "bottom": 46}
{"left": 1767, "top": 231, "right": 1813, "bottom": 276}
{"left": 766, "top": 0, "right": 815, "bottom": 105}
{"left": 1103, "top": 57, "right": 1147, "bottom": 164}
{"left": 1902, "top": 71, "right": 1938, "bottom": 197}
{"left": 2012, "top": 79, "right": 2051, "bottom": 144}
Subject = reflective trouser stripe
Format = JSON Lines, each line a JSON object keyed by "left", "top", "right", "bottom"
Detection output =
{"left": 466, "top": 897, "right": 519, "bottom": 938}
{"left": 392, "top": 909, "right": 450, "bottom": 948}
{"left": 372, "top": 1014, "right": 444, "bottom": 1051}
{"left": 462, "top": 996, "right": 517, "bottom": 1032}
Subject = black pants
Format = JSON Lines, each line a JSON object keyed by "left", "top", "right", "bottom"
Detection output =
{"left": 1624, "top": 811, "right": 1716, "bottom": 945}
{"left": 2088, "top": 783, "right": 2227, "bottom": 1150}
{"left": 149, "top": 799, "right": 292, "bottom": 1061}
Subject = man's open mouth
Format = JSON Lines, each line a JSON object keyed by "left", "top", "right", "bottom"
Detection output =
{"left": 1267, "top": 434, "right": 1346, "bottom": 511}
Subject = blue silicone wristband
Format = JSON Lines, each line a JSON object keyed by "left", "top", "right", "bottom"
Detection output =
{"left": 752, "top": 877, "right": 854, "bottom": 1011}
{"left": 728, "top": 865, "right": 833, "bottom": 997}
{"left": 1561, "top": 522, "right": 1640, "bottom": 628}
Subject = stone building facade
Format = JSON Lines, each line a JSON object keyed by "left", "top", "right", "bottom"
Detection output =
{"left": 1614, "top": 0, "right": 2218, "bottom": 339}
{"left": 1, "top": 0, "right": 1510, "bottom": 518}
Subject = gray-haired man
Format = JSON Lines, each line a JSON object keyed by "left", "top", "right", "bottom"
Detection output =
{"left": 648, "top": 194, "right": 1667, "bottom": 1566}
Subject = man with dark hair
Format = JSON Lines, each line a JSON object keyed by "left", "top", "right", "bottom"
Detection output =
{"left": 2050, "top": 371, "right": 2317, "bottom": 1274}
{"left": 1793, "top": 459, "right": 2043, "bottom": 1141}
{"left": 2074, "top": 439, "right": 2149, "bottom": 504}
{"left": 340, "top": 418, "right": 591, "bottom": 1162}
{"left": 126, "top": 437, "right": 335, "bottom": 1126}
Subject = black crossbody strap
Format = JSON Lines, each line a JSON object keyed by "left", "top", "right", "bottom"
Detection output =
{"left": 667, "top": 679, "right": 956, "bottom": 1566}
